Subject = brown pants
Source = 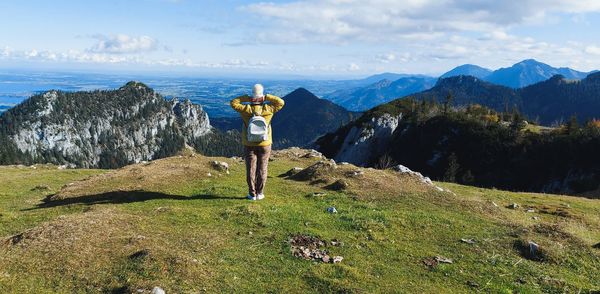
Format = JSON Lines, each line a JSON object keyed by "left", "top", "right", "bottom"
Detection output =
{"left": 244, "top": 145, "right": 272, "bottom": 196}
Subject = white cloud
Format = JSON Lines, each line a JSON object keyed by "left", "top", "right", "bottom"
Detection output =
{"left": 0, "top": 44, "right": 277, "bottom": 70}
{"left": 585, "top": 46, "right": 600, "bottom": 55}
{"left": 1, "top": 46, "right": 11, "bottom": 57}
{"left": 348, "top": 63, "right": 360, "bottom": 71}
{"left": 375, "top": 53, "right": 396, "bottom": 63}
{"left": 88, "top": 34, "right": 158, "bottom": 54}
{"left": 244, "top": 0, "right": 600, "bottom": 44}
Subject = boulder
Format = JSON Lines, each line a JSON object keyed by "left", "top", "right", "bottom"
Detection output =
{"left": 290, "top": 160, "right": 337, "bottom": 182}
{"left": 211, "top": 161, "right": 230, "bottom": 174}
{"left": 326, "top": 179, "right": 349, "bottom": 191}
{"left": 392, "top": 164, "right": 434, "bottom": 186}
{"left": 279, "top": 167, "right": 304, "bottom": 178}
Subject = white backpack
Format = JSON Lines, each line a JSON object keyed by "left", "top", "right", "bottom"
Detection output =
{"left": 247, "top": 107, "right": 269, "bottom": 143}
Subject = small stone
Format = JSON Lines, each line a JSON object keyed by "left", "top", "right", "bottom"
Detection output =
{"left": 155, "top": 207, "right": 169, "bottom": 213}
{"left": 526, "top": 209, "right": 535, "bottom": 213}
{"left": 467, "top": 281, "right": 480, "bottom": 288}
{"left": 347, "top": 170, "right": 364, "bottom": 177}
{"left": 302, "top": 149, "right": 323, "bottom": 158}
{"left": 206, "top": 172, "right": 212, "bottom": 177}
{"left": 532, "top": 216, "right": 540, "bottom": 220}
{"left": 151, "top": 287, "right": 166, "bottom": 294}
{"left": 332, "top": 256, "right": 343, "bottom": 263}
{"left": 507, "top": 203, "right": 520, "bottom": 209}
{"left": 322, "top": 255, "right": 330, "bottom": 263}
{"left": 339, "top": 162, "right": 350, "bottom": 165}
{"left": 529, "top": 241, "right": 540, "bottom": 258}
{"left": 434, "top": 256, "right": 453, "bottom": 264}
{"left": 460, "top": 238, "right": 476, "bottom": 244}
{"left": 330, "top": 239, "right": 343, "bottom": 246}
{"left": 327, "top": 207, "right": 338, "bottom": 214}
{"left": 392, "top": 164, "right": 413, "bottom": 173}
{"left": 423, "top": 257, "right": 438, "bottom": 268}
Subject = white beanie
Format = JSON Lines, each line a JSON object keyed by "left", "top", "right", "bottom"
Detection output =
{"left": 252, "top": 84, "right": 264, "bottom": 99}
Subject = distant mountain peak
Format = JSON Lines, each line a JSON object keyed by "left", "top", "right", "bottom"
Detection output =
{"left": 286, "top": 87, "right": 319, "bottom": 100}
{"left": 486, "top": 59, "right": 589, "bottom": 88}
{"left": 517, "top": 59, "right": 543, "bottom": 65}
{"left": 120, "top": 81, "right": 151, "bottom": 91}
{"left": 440, "top": 64, "right": 492, "bottom": 80}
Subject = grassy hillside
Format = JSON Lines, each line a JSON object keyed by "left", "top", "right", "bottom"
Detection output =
{"left": 0, "top": 149, "right": 599, "bottom": 293}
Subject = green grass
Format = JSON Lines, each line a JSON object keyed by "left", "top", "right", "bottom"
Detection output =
{"left": 0, "top": 152, "right": 599, "bottom": 293}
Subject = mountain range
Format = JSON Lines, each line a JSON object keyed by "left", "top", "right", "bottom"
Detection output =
{"left": 315, "top": 95, "right": 600, "bottom": 195}
{"left": 412, "top": 72, "right": 600, "bottom": 125}
{"left": 485, "top": 59, "right": 590, "bottom": 88}
{"left": 327, "top": 59, "right": 595, "bottom": 111}
{"left": 324, "top": 76, "right": 437, "bottom": 111}
{"left": 212, "top": 88, "right": 359, "bottom": 148}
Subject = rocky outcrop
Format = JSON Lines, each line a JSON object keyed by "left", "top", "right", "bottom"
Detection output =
{"left": 1, "top": 82, "right": 212, "bottom": 168}
{"left": 330, "top": 113, "right": 402, "bottom": 166}
{"left": 171, "top": 98, "right": 211, "bottom": 141}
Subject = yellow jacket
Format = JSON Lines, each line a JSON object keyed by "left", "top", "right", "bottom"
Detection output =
{"left": 230, "top": 94, "right": 285, "bottom": 146}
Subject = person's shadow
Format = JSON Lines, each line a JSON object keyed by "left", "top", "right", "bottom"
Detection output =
{"left": 25, "top": 190, "right": 245, "bottom": 210}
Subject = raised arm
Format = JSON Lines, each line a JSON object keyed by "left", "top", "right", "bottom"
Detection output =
{"left": 265, "top": 94, "right": 285, "bottom": 113}
{"left": 230, "top": 95, "right": 251, "bottom": 114}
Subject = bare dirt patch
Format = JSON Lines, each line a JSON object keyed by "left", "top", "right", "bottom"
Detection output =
{"left": 289, "top": 234, "right": 343, "bottom": 264}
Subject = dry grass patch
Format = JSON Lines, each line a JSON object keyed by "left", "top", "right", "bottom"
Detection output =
{"left": 0, "top": 206, "right": 223, "bottom": 292}
{"left": 511, "top": 222, "right": 590, "bottom": 264}
{"left": 50, "top": 154, "right": 239, "bottom": 201}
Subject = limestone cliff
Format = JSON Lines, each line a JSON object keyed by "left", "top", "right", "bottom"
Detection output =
{"left": 0, "top": 81, "right": 212, "bottom": 168}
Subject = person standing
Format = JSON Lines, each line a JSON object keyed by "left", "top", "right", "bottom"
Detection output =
{"left": 230, "top": 84, "right": 285, "bottom": 200}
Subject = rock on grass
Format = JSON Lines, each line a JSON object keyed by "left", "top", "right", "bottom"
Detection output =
{"left": 290, "top": 160, "right": 337, "bottom": 182}
{"left": 289, "top": 234, "right": 343, "bottom": 264}
{"left": 210, "top": 161, "right": 229, "bottom": 174}
{"left": 325, "top": 179, "right": 349, "bottom": 191}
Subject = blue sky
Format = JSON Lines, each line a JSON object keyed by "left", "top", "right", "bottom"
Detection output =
{"left": 1, "top": 0, "right": 600, "bottom": 78}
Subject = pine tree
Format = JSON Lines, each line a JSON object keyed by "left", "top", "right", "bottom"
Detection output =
{"left": 443, "top": 92, "right": 453, "bottom": 114}
{"left": 566, "top": 115, "right": 579, "bottom": 135}
{"left": 443, "top": 153, "right": 460, "bottom": 182}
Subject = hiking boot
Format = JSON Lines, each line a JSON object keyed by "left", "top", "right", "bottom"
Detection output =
{"left": 257, "top": 193, "right": 265, "bottom": 200}
{"left": 247, "top": 194, "right": 257, "bottom": 201}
